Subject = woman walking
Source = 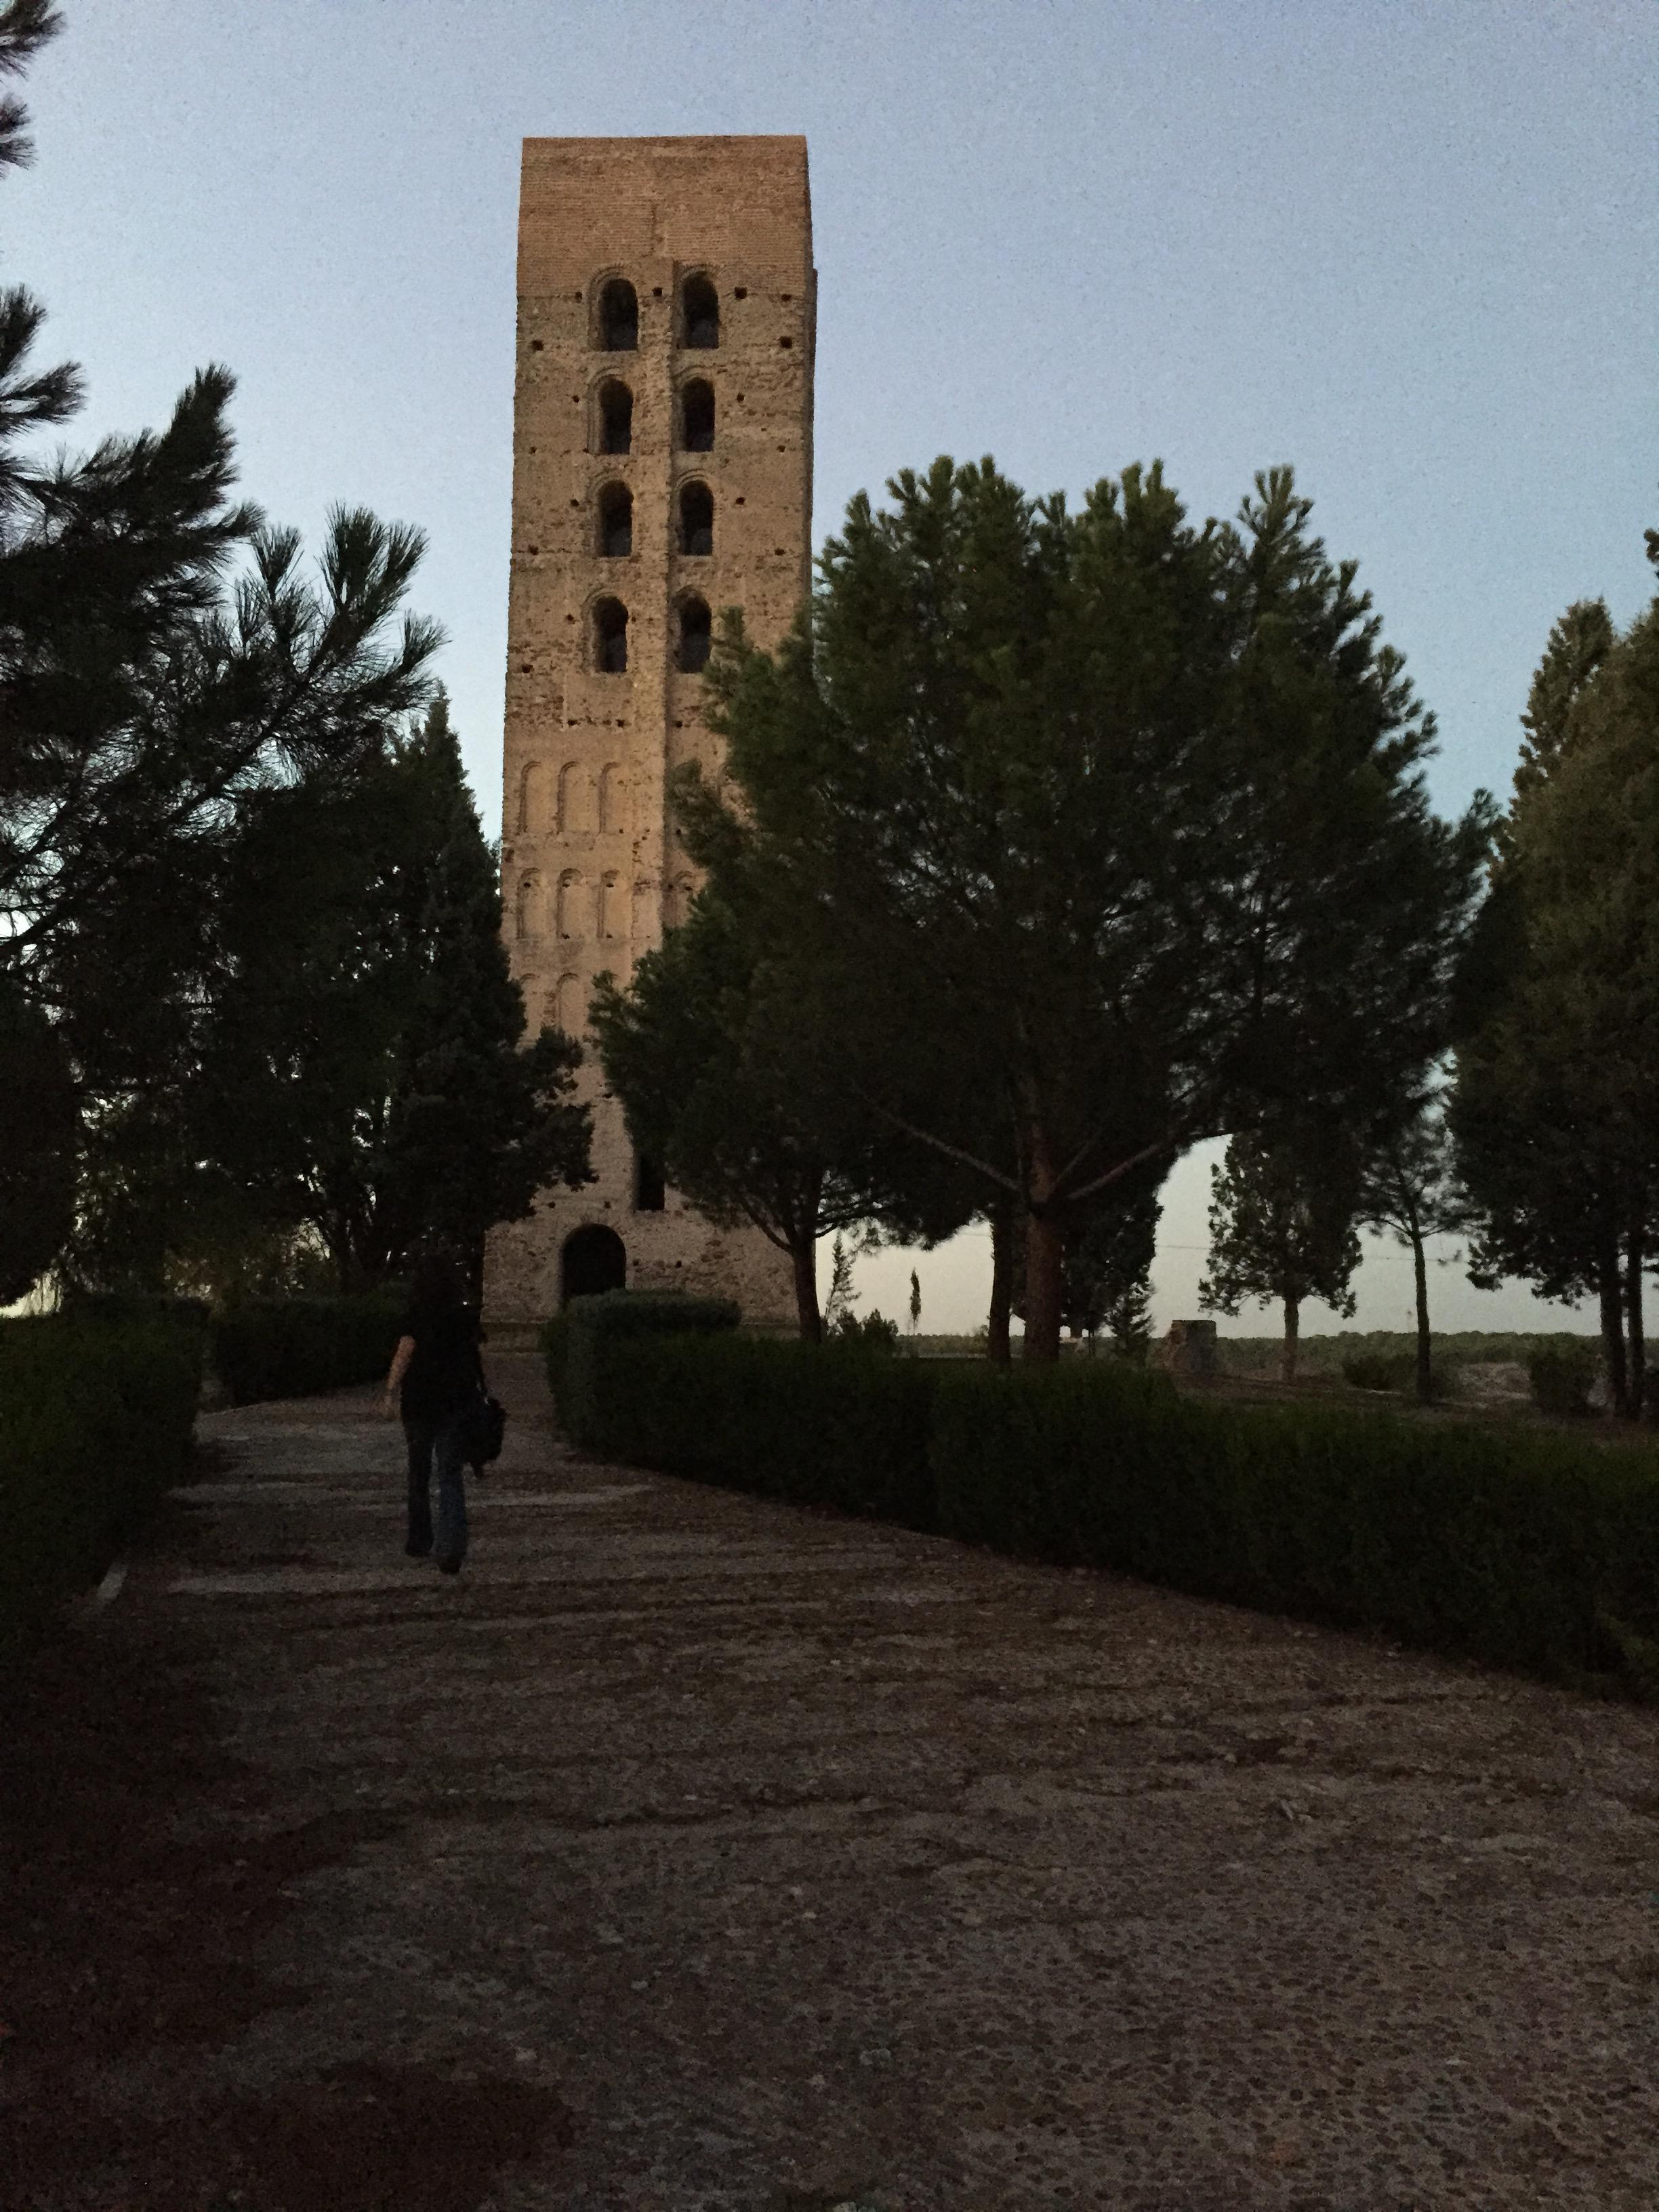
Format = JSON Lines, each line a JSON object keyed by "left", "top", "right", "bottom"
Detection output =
{"left": 382, "top": 1252, "right": 484, "bottom": 1575}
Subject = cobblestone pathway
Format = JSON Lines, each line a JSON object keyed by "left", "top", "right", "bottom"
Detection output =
{"left": 9, "top": 1353, "right": 1659, "bottom": 2211}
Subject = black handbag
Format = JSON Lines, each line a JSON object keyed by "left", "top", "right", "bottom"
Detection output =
{"left": 464, "top": 1390, "right": 506, "bottom": 1467}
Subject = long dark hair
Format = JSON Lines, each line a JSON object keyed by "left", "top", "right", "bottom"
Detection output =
{"left": 408, "top": 1250, "right": 466, "bottom": 1315}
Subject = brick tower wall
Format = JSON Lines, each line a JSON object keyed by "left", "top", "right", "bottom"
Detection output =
{"left": 484, "top": 136, "right": 813, "bottom": 1330}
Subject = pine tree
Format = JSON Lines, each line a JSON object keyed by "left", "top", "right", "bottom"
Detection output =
{"left": 1356, "top": 1100, "right": 1472, "bottom": 1404}
{"left": 691, "top": 457, "right": 1492, "bottom": 1360}
{"left": 1452, "top": 561, "right": 1659, "bottom": 1416}
{"left": 369, "top": 693, "right": 592, "bottom": 1294}
{"left": 0, "top": 7, "right": 439, "bottom": 1296}
{"left": 1200, "top": 1134, "right": 1361, "bottom": 1381}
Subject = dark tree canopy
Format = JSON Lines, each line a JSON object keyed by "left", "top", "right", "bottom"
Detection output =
{"left": 685, "top": 455, "right": 1492, "bottom": 1358}
{"left": 1452, "top": 569, "right": 1659, "bottom": 1416}
{"left": 1200, "top": 1132, "right": 1362, "bottom": 1380}
{"left": 590, "top": 882, "right": 968, "bottom": 1339}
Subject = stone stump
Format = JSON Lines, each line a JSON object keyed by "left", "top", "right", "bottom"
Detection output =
{"left": 1153, "top": 1318, "right": 1219, "bottom": 1377}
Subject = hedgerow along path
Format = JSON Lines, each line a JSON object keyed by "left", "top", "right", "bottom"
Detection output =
{"left": 8, "top": 1352, "right": 1659, "bottom": 2211}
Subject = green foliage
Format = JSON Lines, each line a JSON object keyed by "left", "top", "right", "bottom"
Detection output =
{"left": 828, "top": 1307, "right": 900, "bottom": 1353}
{"left": 1527, "top": 1341, "right": 1601, "bottom": 1419}
{"left": 590, "top": 888, "right": 962, "bottom": 1339}
{"left": 691, "top": 453, "right": 1492, "bottom": 1357}
{"left": 207, "top": 1291, "right": 406, "bottom": 1406}
{"left": 565, "top": 1331, "right": 939, "bottom": 1527}
{"left": 1200, "top": 1132, "right": 1361, "bottom": 1377}
{"left": 0, "top": 1312, "right": 201, "bottom": 1644}
{"left": 558, "top": 1330, "right": 1659, "bottom": 1700}
{"left": 1342, "top": 1351, "right": 1410, "bottom": 1391}
{"left": 930, "top": 1364, "right": 1659, "bottom": 1691}
{"left": 1453, "top": 567, "right": 1659, "bottom": 1417}
{"left": 0, "top": 971, "right": 77, "bottom": 1302}
{"left": 68, "top": 694, "right": 592, "bottom": 1296}
{"left": 544, "top": 1290, "right": 740, "bottom": 1450}
{"left": 1340, "top": 1349, "right": 1452, "bottom": 1399}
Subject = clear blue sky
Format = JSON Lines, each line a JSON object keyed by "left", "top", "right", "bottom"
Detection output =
{"left": 12, "top": 0, "right": 1657, "bottom": 1334}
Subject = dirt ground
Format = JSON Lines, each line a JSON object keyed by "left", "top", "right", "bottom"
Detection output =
{"left": 5, "top": 1353, "right": 1659, "bottom": 2210}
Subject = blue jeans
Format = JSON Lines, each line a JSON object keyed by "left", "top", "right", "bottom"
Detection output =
{"left": 403, "top": 1409, "right": 469, "bottom": 1567}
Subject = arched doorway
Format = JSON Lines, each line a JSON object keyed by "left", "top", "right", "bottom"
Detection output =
{"left": 561, "top": 1224, "right": 626, "bottom": 1305}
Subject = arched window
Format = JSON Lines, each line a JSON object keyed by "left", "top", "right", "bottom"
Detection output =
{"left": 596, "top": 380, "right": 632, "bottom": 455}
{"left": 676, "top": 595, "right": 712, "bottom": 674}
{"left": 597, "top": 481, "right": 632, "bottom": 558}
{"left": 552, "top": 972, "right": 585, "bottom": 1035}
{"left": 680, "top": 273, "right": 719, "bottom": 348}
{"left": 518, "top": 760, "right": 551, "bottom": 834}
{"left": 593, "top": 597, "right": 628, "bottom": 674}
{"left": 515, "top": 870, "right": 544, "bottom": 941}
{"left": 596, "top": 279, "right": 637, "bottom": 352}
{"left": 680, "top": 379, "right": 714, "bottom": 453}
{"left": 678, "top": 480, "right": 714, "bottom": 556}
{"left": 598, "top": 761, "right": 626, "bottom": 833}
{"left": 556, "top": 869, "right": 585, "bottom": 939}
{"left": 556, "top": 761, "right": 595, "bottom": 835}
{"left": 561, "top": 1223, "right": 626, "bottom": 1304}
{"left": 599, "top": 870, "right": 624, "bottom": 940}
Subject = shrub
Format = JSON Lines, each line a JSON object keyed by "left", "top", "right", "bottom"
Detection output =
{"left": 930, "top": 1361, "right": 1659, "bottom": 1688}
{"left": 1340, "top": 1350, "right": 1454, "bottom": 1399}
{"left": 577, "top": 1330, "right": 939, "bottom": 1527}
{"left": 1528, "top": 1341, "right": 1601, "bottom": 1418}
{"left": 562, "top": 1324, "right": 1659, "bottom": 1701}
{"left": 0, "top": 1314, "right": 202, "bottom": 1642}
{"left": 828, "top": 1308, "right": 901, "bottom": 1353}
{"left": 545, "top": 1290, "right": 740, "bottom": 1450}
{"left": 1343, "top": 1351, "right": 1412, "bottom": 1392}
{"left": 209, "top": 1291, "right": 406, "bottom": 1406}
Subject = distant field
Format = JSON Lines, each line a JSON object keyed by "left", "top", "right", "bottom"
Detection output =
{"left": 903, "top": 1330, "right": 1603, "bottom": 1374}
{"left": 1200, "top": 1330, "right": 1600, "bottom": 1378}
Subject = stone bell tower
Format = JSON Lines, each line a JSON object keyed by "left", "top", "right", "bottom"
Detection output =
{"left": 484, "top": 136, "right": 813, "bottom": 1328}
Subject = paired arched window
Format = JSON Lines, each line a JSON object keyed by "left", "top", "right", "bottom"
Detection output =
{"left": 676, "top": 596, "right": 712, "bottom": 675}
{"left": 680, "top": 380, "right": 714, "bottom": 453}
{"left": 596, "top": 380, "right": 632, "bottom": 455}
{"left": 680, "top": 274, "right": 719, "bottom": 348}
{"left": 596, "top": 279, "right": 637, "bottom": 351}
{"left": 678, "top": 480, "right": 713, "bottom": 556}
{"left": 593, "top": 598, "right": 628, "bottom": 674}
{"left": 597, "top": 482, "right": 632, "bottom": 558}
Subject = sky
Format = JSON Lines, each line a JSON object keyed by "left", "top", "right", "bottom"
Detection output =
{"left": 11, "top": 0, "right": 1657, "bottom": 1336}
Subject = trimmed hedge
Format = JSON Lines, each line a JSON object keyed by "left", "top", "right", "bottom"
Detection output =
{"left": 932, "top": 1364, "right": 1659, "bottom": 1688}
{"left": 541, "top": 1291, "right": 739, "bottom": 1450}
{"left": 578, "top": 1330, "right": 940, "bottom": 1528}
{"left": 1, "top": 1313, "right": 203, "bottom": 1641}
{"left": 209, "top": 1292, "right": 407, "bottom": 1406}
{"left": 558, "top": 1324, "right": 1659, "bottom": 1701}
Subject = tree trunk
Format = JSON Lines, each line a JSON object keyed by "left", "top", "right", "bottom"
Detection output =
{"left": 1598, "top": 1256, "right": 1629, "bottom": 1416}
{"left": 1410, "top": 1219, "right": 1433, "bottom": 1404}
{"left": 1022, "top": 1211, "right": 1065, "bottom": 1364}
{"left": 1626, "top": 1222, "right": 1645, "bottom": 1420}
{"left": 987, "top": 1200, "right": 1012, "bottom": 1365}
{"left": 1281, "top": 1295, "right": 1300, "bottom": 1384}
{"left": 1021, "top": 1113, "right": 1064, "bottom": 1365}
{"left": 791, "top": 1241, "right": 822, "bottom": 1343}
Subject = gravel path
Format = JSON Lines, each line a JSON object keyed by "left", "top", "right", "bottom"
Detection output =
{"left": 7, "top": 1351, "right": 1659, "bottom": 2210}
